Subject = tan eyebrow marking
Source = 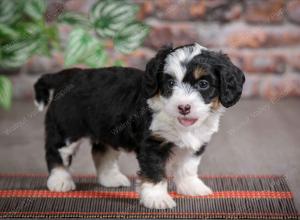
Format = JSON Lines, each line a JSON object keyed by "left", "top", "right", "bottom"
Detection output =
{"left": 193, "top": 67, "right": 207, "bottom": 79}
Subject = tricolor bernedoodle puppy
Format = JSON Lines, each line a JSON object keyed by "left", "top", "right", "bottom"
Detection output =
{"left": 34, "top": 43, "right": 245, "bottom": 209}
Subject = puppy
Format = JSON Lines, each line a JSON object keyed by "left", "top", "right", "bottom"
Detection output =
{"left": 34, "top": 43, "right": 245, "bottom": 209}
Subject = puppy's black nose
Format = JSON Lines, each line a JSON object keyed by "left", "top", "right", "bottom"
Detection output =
{"left": 178, "top": 104, "right": 191, "bottom": 115}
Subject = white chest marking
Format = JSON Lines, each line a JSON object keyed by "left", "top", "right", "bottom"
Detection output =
{"left": 150, "top": 111, "right": 221, "bottom": 152}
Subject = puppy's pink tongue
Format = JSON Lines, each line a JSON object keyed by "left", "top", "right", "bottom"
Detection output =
{"left": 178, "top": 118, "right": 198, "bottom": 126}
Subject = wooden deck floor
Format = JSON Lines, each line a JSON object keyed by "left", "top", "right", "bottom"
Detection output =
{"left": 0, "top": 99, "right": 299, "bottom": 211}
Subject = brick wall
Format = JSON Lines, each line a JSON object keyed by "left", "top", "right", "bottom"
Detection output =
{"left": 136, "top": 0, "right": 300, "bottom": 99}
{"left": 10, "top": 0, "right": 300, "bottom": 100}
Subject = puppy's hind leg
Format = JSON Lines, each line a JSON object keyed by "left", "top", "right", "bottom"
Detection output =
{"left": 92, "top": 143, "right": 130, "bottom": 187}
{"left": 45, "top": 115, "right": 78, "bottom": 192}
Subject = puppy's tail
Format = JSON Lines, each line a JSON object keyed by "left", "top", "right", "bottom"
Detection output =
{"left": 33, "top": 68, "right": 80, "bottom": 111}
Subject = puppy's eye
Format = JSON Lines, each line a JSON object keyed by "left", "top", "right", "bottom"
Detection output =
{"left": 167, "top": 79, "right": 175, "bottom": 89}
{"left": 195, "top": 80, "right": 209, "bottom": 90}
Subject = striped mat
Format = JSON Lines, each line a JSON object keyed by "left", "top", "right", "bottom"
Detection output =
{"left": 0, "top": 174, "right": 298, "bottom": 219}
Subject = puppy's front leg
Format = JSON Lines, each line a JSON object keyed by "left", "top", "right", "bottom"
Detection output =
{"left": 137, "top": 137, "right": 176, "bottom": 209}
{"left": 174, "top": 145, "right": 212, "bottom": 196}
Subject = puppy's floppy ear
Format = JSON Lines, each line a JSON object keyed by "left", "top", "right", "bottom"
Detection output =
{"left": 215, "top": 52, "right": 245, "bottom": 108}
{"left": 143, "top": 45, "right": 173, "bottom": 99}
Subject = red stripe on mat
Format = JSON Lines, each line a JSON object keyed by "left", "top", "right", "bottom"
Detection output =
{"left": 0, "top": 211, "right": 298, "bottom": 217}
{"left": 0, "top": 190, "right": 293, "bottom": 199}
{"left": 0, "top": 173, "right": 284, "bottom": 179}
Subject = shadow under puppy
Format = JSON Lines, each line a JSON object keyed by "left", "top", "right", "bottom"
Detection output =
{"left": 34, "top": 43, "right": 245, "bottom": 209}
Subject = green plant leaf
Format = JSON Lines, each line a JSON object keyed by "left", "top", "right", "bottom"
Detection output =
{"left": 34, "top": 36, "right": 50, "bottom": 56}
{"left": 64, "top": 29, "right": 99, "bottom": 66}
{"left": 114, "top": 22, "right": 149, "bottom": 53}
{"left": 24, "top": 23, "right": 42, "bottom": 36}
{"left": 25, "top": 0, "right": 47, "bottom": 20}
{"left": 0, "top": 0, "right": 20, "bottom": 24}
{"left": 83, "top": 46, "right": 107, "bottom": 68}
{"left": 58, "top": 12, "right": 90, "bottom": 28}
{"left": 2, "top": 39, "right": 38, "bottom": 54}
{"left": 91, "top": 0, "right": 139, "bottom": 38}
{"left": 0, "top": 75, "right": 12, "bottom": 110}
{"left": 0, "top": 40, "right": 39, "bottom": 68}
{"left": 0, "top": 24, "right": 19, "bottom": 39}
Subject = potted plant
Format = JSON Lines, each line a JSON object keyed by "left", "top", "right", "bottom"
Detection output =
{"left": 0, "top": 0, "right": 149, "bottom": 110}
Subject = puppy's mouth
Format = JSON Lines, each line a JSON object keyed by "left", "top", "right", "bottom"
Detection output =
{"left": 177, "top": 117, "right": 198, "bottom": 127}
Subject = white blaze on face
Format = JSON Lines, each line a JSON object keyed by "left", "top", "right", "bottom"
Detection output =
{"left": 163, "top": 43, "right": 207, "bottom": 81}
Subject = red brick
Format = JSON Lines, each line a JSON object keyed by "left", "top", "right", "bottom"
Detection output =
{"left": 144, "top": 22, "right": 198, "bottom": 49}
{"left": 190, "top": 1, "right": 206, "bottom": 19}
{"left": 226, "top": 25, "right": 300, "bottom": 48}
{"left": 287, "top": 52, "right": 300, "bottom": 71}
{"left": 228, "top": 51, "right": 286, "bottom": 74}
{"left": 287, "top": 0, "right": 300, "bottom": 24}
{"left": 155, "top": 0, "right": 206, "bottom": 20}
{"left": 244, "top": 73, "right": 300, "bottom": 98}
{"left": 204, "top": 1, "right": 242, "bottom": 22}
{"left": 223, "top": 4, "right": 243, "bottom": 21}
{"left": 266, "top": 28, "right": 300, "bottom": 47}
{"left": 248, "top": 54, "right": 285, "bottom": 73}
{"left": 260, "top": 73, "right": 300, "bottom": 99}
{"left": 244, "top": 0, "right": 285, "bottom": 24}
{"left": 204, "top": 0, "right": 228, "bottom": 9}
{"left": 226, "top": 27, "right": 268, "bottom": 48}
{"left": 10, "top": 75, "right": 37, "bottom": 100}
{"left": 197, "top": 24, "right": 223, "bottom": 48}
{"left": 242, "top": 74, "right": 261, "bottom": 97}
{"left": 135, "top": 0, "right": 154, "bottom": 19}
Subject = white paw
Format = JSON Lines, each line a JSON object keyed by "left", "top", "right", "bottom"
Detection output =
{"left": 139, "top": 181, "right": 176, "bottom": 209}
{"left": 99, "top": 173, "right": 131, "bottom": 187}
{"left": 176, "top": 177, "right": 213, "bottom": 196}
{"left": 140, "top": 192, "right": 176, "bottom": 209}
{"left": 47, "top": 168, "right": 76, "bottom": 192}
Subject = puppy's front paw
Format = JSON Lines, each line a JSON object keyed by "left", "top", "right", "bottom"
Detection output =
{"left": 47, "top": 168, "right": 76, "bottom": 192}
{"left": 99, "top": 173, "right": 131, "bottom": 187}
{"left": 139, "top": 181, "right": 176, "bottom": 209}
{"left": 176, "top": 177, "right": 212, "bottom": 196}
{"left": 140, "top": 193, "right": 176, "bottom": 209}
{"left": 140, "top": 192, "right": 176, "bottom": 209}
